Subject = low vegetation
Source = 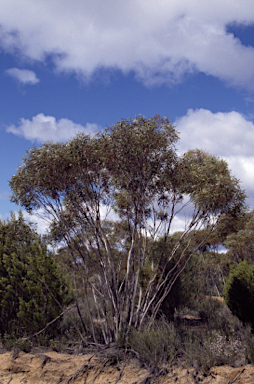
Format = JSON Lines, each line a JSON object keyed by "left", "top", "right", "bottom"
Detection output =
{"left": 224, "top": 260, "right": 254, "bottom": 328}
{"left": 0, "top": 213, "right": 72, "bottom": 341}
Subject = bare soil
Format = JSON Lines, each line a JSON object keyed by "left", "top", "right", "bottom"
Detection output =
{"left": 0, "top": 350, "right": 253, "bottom": 384}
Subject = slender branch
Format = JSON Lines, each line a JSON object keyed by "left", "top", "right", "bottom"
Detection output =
{"left": 23, "top": 304, "right": 76, "bottom": 340}
{"left": 227, "top": 368, "right": 245, "bottom": 384}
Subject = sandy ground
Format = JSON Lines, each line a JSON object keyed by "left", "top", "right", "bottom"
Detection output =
{"left": 0, "top": 350, "right": 253, "bottom": 383}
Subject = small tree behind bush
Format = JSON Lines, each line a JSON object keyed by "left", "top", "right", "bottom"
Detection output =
{"left": 224, "top": 261, "right": 254, "bottom": 329}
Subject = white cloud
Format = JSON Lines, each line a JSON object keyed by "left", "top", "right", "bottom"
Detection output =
{"left": 225, "top": 156, "right": 254, "bottom": 193}
{"left": 175, "top": 109, "right": 254, "bottom": 157}
{"left": 5, "top": 68, "right": 39, "bottom": 84}
{"left": 0, "top": 210, "right": 48, "bottom": 235}
{"left": 175, "top": 108, "right": 254, "bottom": 207}
{"left": 100, "top": 205, "right": 119, "bottom": 222}
{"left": 22, "top": 210, "right": 50, "bottom": 235}
{"left": 0, "top": 1, "right": 254, "bottom": 87}
{"left": 6, "top": 113, "right": 99, "bottom": 142}
{"left": 169, "top": 216, "right": 186, "bottom": 234}
{"left": 24, "top": 205, "right": 119, "bottom": 237}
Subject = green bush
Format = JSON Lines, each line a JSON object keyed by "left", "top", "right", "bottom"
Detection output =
{"left": 128, "top": 305, "right": 253, "bottom": 371}
{"left": 0, "top": 213, "right": 72, "bottom": 338}
{"left": 224, "top": 261, "right": 254, "bottom": 329}
{"left": 181, "top": 329, "right": 245, "bottom": 370}
{"left": 129, "top": 322, "right": 179, "bottom": 369}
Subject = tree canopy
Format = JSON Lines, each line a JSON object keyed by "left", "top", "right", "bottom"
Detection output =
{"left": 224, "top": 210, "right": 254, "bottom": 263}
{"left": 9, "top": 115, "right": 246, "bottom": 345}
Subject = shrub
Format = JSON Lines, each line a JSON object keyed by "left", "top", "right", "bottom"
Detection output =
{"left": 204, "top": 333, "right": 244, "bottom": 367}
{"left": 224, "top": 261, "right": 254, "bottom": 329}
{"left": 179, "top": 327, "right": 246, "bottom": 370}
{"left": 129, "top": 322, "right": 179, "bottom": 369}
{"left": 0, "top": 213, "right": 72, "bottom": 338}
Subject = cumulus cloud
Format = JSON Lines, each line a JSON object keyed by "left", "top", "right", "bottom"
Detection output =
{"left": 24, "top": 205, "right": 119, "bottom": 237}
{"left": 0, "top": 1, "right": 254, "bottom": 87}
{"left": 175, "top": 108, "right": 254, "bottom": 206}
{"left": 170, "top": 216, "right": 189, "bottom": 234}
{"left": 5, "top": 68, "right": 39, "bottom": 84}
{"left": 22, "top": 210, "right": 50, "bottom": 235}
{"left": 100, "top": 205, "right": 119, "bottom": 223}
{"left": 6, "top": 113, "right": 99, "bottom": 142}
{"left": 175, "top": 109, "right": 254, "bottom": 157}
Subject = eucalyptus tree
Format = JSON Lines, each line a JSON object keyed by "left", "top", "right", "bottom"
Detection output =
{"left": 10, "top": 115, "right": 245, "bottom": 345}
{"left": 224, "top": 210, "right": 254, "bottom": 263}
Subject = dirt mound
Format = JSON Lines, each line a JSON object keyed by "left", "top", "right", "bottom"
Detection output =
{"left": 0, "top": 351, "right": 253, "bottom": 383}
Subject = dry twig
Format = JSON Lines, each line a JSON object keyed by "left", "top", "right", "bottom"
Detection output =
{"left": 22, "top": 303, "right": 76, "bottom": 340}
{"left": 227, "top": 368, "right": 245, "bottom": 384}
{"left": 65, "top": 354, "right": 96, "bottom": 384}
{"left": 87, "top": 358, "right": 109, "bottom": 384}
{"left": 113, "top": 363, "right": 126, "bottom": 384}
{"left": 0, "top": 370, "right": 30, "bottom": 376}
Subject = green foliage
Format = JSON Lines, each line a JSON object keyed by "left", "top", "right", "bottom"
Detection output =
{"left": 224, "top": 261, "right": 254, "bottom": 329}
{"left": 155, "top": 236, "right": 231, "bottom": 319}
{"left": 129, "top": 322, "right": 179, "bottom": 368}
{"left": 9, "top": 115, "right": 246, "bottom": 345}
{"left": 180, "top": 149, "right": 245, "bottom": 215}
{"left": 240, "top": 324, "right": 254, "bottom": 363}
{"left": 129, "top": 301, "right": 249, "bottom": 370}
{"left": 181, "top": 329, "right": 245, "bottom": 371}
{"left": 183, "top": 250, "right": 231, "bottom": 298}
{"left": 224, "top": 210, "right": 254, "bottom": 263}
{"left": 174, "top": 300, "right": 248, "bottom": 370}
{"left": 148, "top": 234, "right": 195, "bottom": 319}
{"left": 0, "top": 212, "right": 72, "bottom": 338}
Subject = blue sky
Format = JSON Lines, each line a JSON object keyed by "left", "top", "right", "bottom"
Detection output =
{"left": 1, "top": 0, "right": 254, "bottom": 231}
